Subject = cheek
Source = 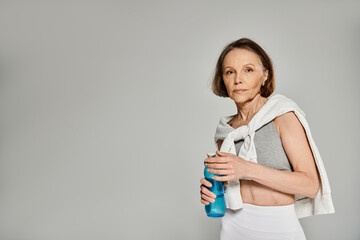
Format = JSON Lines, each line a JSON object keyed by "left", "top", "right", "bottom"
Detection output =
{"left": 246, "top": 77, "right": 263, "bottom": 93}
{"left": 255, "top": 74, "right": 265, "bottom": 85}
{"left": 248, "top": 76, "right": 262, "bottom": 87}
{"left": 223, "top": 77, "right": 232, "bottom": 88}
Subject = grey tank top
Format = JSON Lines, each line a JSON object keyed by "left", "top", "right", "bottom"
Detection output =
{"left": 234, "top": 120, "right": 294, "bottom": 172}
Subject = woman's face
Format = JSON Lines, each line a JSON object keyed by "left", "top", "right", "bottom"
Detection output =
{"left": 222, "top": 48, "right": 268, "bottom": 104}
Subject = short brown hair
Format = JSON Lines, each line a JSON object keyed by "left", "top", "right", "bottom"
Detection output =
{"left": 211, "top": 38, "right": 275, "bottom": 98}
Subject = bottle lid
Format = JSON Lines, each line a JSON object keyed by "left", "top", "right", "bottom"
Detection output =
{"left": 206, "top": 152, "right": 216, "bottom": 158}
{"left": 205, "top": 152, "right": 218, "bottom": 165}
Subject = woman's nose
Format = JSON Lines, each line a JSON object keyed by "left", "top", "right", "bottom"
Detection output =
{"left": 234, "top": 73, "right": 243, "bottom": 84}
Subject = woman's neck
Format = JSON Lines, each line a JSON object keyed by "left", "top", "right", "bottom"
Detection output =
{"left": 234, "top": 94, "right": 268, "bottom": 123}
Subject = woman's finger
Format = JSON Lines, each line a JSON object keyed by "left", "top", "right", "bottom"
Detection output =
{"left": 205, "top": 162, "right": 231, "bottom": 169}
{"left": 207, "top": 168, "right": 233, "bottom": 176}
{"left": 206, "top": 156, "right": 228, "bottom": 163}
{"left": 201, "top": 185, "right": 217, "bottom": 198}
{"left": 201, "top": 190, "right": 216, "bottom": 202}
{"left": 201, "top": 194, "right": 215, "bottom": 204}
{"left": 216, "top": 150, "right": 234, "bottom": 156}
{"left": 212, "top": 175, "right": 231, "bottom": 182}
{"left": 201, "top": 199, "right": 210, "bottom": 205}
{"left": 200, "top": 178, "right": 212, "bottom": 188}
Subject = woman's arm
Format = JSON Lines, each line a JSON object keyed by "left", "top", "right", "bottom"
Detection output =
{"left": 209, "top": 111, "right": 320, "bottom": 199}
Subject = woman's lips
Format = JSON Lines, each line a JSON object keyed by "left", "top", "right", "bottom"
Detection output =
{"left": 233, "top": 89, "right": 247, "bottom": 93}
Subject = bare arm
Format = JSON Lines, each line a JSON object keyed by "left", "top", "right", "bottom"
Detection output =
{"left": 245, "top": 111, "right": 320, "bottom": 198}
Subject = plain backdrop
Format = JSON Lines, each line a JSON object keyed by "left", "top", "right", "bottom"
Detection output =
{"left": 0, "top": 1, "right": 359, "bottom": 239}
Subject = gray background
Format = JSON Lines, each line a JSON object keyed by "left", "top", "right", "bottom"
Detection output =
{"left": 0, "top": 1, "right": 359, "bottom": 239}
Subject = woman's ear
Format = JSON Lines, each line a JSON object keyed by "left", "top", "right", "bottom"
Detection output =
{"left": 263, "top": 70, "right": 269, "bottom": 85}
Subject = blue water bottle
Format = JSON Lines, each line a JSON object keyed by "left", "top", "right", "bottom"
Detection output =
{"left": 204, "top": 153, "right": 226, "bottom": 218}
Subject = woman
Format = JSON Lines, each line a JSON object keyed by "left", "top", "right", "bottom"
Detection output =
{"left": 199, "top": 38, "right": 334, "bottom": 239}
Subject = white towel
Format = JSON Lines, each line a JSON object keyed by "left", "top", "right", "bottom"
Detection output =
{"left": 213, "top": 94, "right": 335, "bottom": 218}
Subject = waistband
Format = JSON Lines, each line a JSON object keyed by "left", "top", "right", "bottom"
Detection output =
{"left": 243, "top": 203, "right": 296, "bottom": 216}
{"left": 222, "top": 203, "right": 301, "bottom": 233}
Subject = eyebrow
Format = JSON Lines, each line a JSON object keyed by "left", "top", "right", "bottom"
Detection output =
{"left": 224, "top": 63, "right": 256, "bottom": 69}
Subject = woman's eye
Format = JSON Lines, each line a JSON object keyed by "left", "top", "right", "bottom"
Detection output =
{"left": 226, "top": 70, "right": 234, "bottom": 75}
{"left": 245, "top": 68, "right": 253, "bottom": 73}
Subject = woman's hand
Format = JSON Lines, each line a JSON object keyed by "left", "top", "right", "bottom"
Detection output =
{"left": 204, "top": 150, "right": 250, "bottom": 182}
{"left": 200, "top": 178, "right": 216, "bottom": 205}
{"left": 200, "top": 156, "right": 229, "bottom": 205}
{"left": 200, "top": 178, "right": 229, "bottom": 205}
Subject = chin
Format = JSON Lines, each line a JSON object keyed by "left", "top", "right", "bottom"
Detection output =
{"left": 232, "top": 97, "right": 247, "bottom": 104}
{"left": 232, "top": 94, "right": 256, "bottom": 104}
{"left": 231, "top": 93, "right": 247, "bottom": 100}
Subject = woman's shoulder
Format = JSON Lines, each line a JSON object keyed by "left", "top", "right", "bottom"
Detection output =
{"left": 273, "top": 111, "right": 304, "bottom": 138}
{"left": 269, "top": 94, "right": 305, "bottom": 117}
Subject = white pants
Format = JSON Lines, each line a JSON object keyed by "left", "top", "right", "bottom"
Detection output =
{"left": 220, "top": 203, "right": 306, "bottom": 240}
